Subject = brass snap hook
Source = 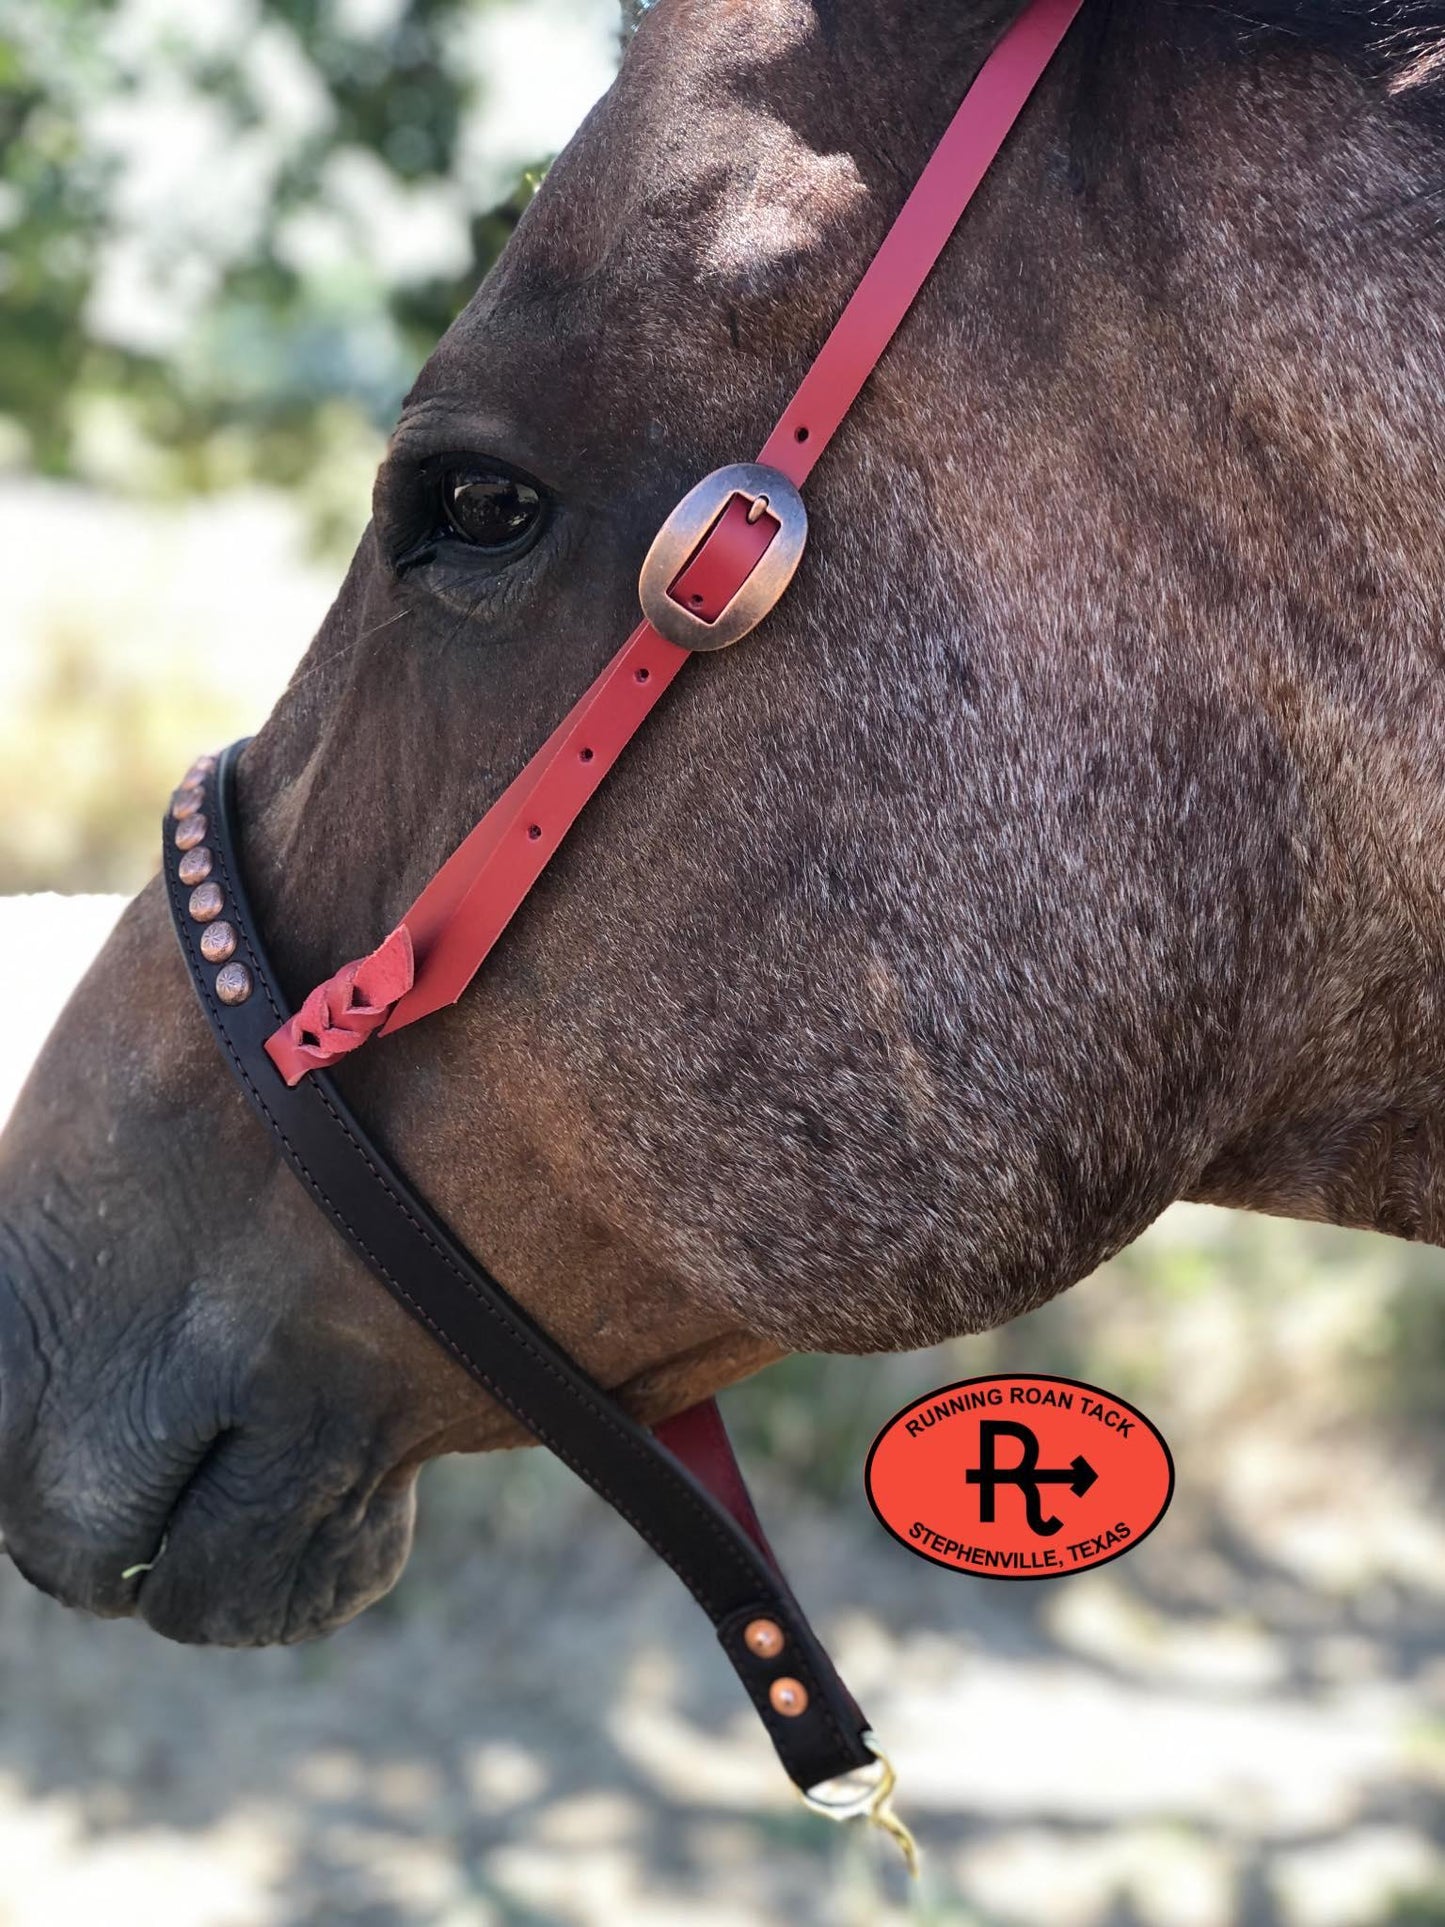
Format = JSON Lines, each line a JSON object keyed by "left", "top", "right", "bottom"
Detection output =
{"left": 801, "top": 1732, "right": 920, "bottom": 1877}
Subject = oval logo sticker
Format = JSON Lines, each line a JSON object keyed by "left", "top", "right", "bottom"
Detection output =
{"left": 865, "top": 1374, "right": 1174, "bottom": 1579}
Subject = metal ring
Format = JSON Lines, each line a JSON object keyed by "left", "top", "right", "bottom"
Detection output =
{"left": 800, "top": 1731, "right": 920, "bottom": 1875}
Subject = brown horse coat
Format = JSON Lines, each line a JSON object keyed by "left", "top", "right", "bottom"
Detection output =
{"left": 2, "top": 0, "right": 1443, "bottom": 1645}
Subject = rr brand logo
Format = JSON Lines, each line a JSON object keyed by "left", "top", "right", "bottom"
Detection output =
{"left": 966, "top": 1420, "right": 1098, "bottom": 1535}
{"left": 864, "top": 1374, "right": 1174, "bottom": 1579}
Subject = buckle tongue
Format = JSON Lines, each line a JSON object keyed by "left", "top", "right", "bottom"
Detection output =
{"left": 638, "top": 461, "right": 807, "bottom": 651}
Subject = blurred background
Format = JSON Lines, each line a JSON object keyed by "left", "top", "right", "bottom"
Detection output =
{"left": 5, "top": 3, "right": 1445, "bottom": 1922}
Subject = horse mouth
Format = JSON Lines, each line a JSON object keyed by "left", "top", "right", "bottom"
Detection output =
{"left": 6, "top": 1456, "right": 420, "bottom": 1649}
{"left": 0, "top": 1272, "right": 425, "bottom": 1649}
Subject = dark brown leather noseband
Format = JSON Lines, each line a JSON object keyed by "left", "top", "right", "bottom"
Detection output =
{"left": 164, "top": 741, "right": 874, "bottom": 1802}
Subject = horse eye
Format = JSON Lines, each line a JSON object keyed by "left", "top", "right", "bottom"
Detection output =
{"left": 439, "top": 467, "right": 544, "bottom": 553}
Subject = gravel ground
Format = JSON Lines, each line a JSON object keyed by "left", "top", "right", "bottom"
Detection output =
{"left": 3, "top": 896, "right": 1445, "bottom": 1927}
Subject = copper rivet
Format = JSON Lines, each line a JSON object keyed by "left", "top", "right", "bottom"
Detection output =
{"left": 214, "top": 962, "right": 253, "bottom": 1006}
{"left": 177, "top": 847, "right": 213, "bottom": 886}
{"left": 174, "top": 814, "right": 208, "bottom": 851}
{"left": 171, "top": 787, "right": 204, "bottom": 820}
{"left": 769, "top": 1677, "right": 808, "bottom": 1718}
{"left": 199, "top": 920, "right": 237, "bottom": 965}
{"left": 188, "top": 881, "right": 224, "bottom": 923}
{"left": 744, "top": 1618, "right": 785, "bottom": 1660}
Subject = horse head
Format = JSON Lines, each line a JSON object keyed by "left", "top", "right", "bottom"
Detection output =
{"left": 2, "top": 0, "right": 1442, "bottom": 1652}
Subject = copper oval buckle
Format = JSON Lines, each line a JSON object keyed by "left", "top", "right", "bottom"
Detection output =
{"left": 638, "top": 461, "right": 808, "bottom": 652}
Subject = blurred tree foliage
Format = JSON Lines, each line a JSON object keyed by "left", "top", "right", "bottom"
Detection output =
{"left": 0, "top": 0, "right": 616, "bottom": 891}
{"left": 0, "top": 0, "right": 563, "bottom": 512}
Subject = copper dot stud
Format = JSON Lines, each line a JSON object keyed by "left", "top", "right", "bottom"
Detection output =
{"left": 199, "top": 921, "right": 237, "bottom": 965}
{"left": 768, "top": 1677, "right": 808, "bottom": 1718}
{"left": 744, "top": 1618, "right": 785, "bottom": 1660}
{"left": 174, "top": 815, "right": 208, "bottom": 852}
{"left": 171, "top": 787, "right": 204, "bottom": 820}
{"left": 188, "top": 881, "right": 224, "bottom": 923}
{"left": 177, "top": 847, "right": 213, "bottom": 887}
{"left": 214, "top": 962, "right": 253, "bottom": 1006}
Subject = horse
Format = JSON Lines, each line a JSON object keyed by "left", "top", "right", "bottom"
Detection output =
{"left": 1, "top": 0, "right": 1442, "bottom": 1691}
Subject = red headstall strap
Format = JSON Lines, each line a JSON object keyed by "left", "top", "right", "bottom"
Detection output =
{"left": 265, "top": 0, "right": 1087, "bottom": 1085}
{"left": 167, "top": 0, "right": 1085, "bottom": 1869}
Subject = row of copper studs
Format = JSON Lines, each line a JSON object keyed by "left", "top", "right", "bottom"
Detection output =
{"left": 171, "top": 758, "right": 252, "bottom": 1007}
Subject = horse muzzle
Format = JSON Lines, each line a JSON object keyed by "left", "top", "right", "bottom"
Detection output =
{"left": 0, "top": 1226, "right": 419, "bottom": 1646}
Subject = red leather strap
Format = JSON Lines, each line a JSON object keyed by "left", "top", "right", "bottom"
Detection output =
{"left": 666, "top": 493, "right": 781, "bottom": 618}
{"left": 384, "top": 619, "right": 686, "bottom": 1036}
{"left": 654, "top": 1398, "right": 778, "bottom": 1562}
{"left": 756, "top": 0, "right": 1087, "bottom": 487}
{"left": 266, "top": 0, "right": 1084, "bottom": 1085}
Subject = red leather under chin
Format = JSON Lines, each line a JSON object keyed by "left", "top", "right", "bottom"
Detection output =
{"left": 654, "top": 1397, "right": 778, "bottom": 1563}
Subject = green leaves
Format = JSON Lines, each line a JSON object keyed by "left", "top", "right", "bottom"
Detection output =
{"left": 0, "top": 0, "right": 561, "bottom": 500}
